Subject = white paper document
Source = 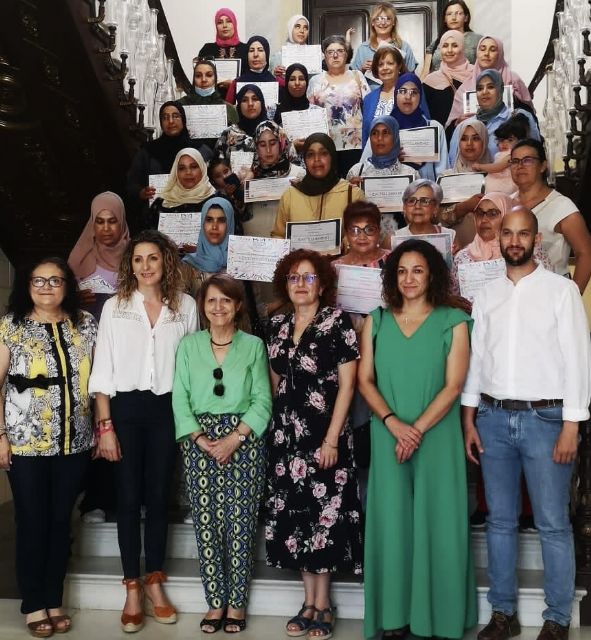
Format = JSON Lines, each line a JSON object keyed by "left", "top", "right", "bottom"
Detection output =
{"left": 391, "top": 232, "right": 453, "bottom": 268}
{"left": 214, "top": 58, "right": 241, "bottom": 82}
{"left": 437, "top": 172, "right": 485, "bottom": 203}
{"left": 78, "top": 274, "right": 117, "bottom": 295}
{"left": 184, "top": 104, "right": 227, "bottom": 139}
{"left": 227, "top": 235, "right": 291, "bottom": 282}
{"left": 458, "top": 258, "right": 506, "bottom": 303}
{"left": 281, "top": 108, "right": 329, "bottom": 140}
{"left": 399, "top": 126, "right": 439, "bottom": 162}
{"left": 362, "top": 175, "right": 412, "bottom": 212}
{"left": 236, "top": 81, "right": 279, "bottom": 106}
{"left": 281, "top": 44, "right": 323, "bottom": 74}
{"left": 158, "top": 211, "right": 201, "bottom": 246}
{"left": 148, "top": 173, "right": 170, "bottom": 204}
{"left": 287, "top": 218, "right": 342, "bottom": 255}
{"left": 336, "top": 265, "right": 385, "bottom": 315}
{"left": 230, "top": 150, "right": 254, "bottom": 176}
{"left": 463, "top": 85, "right": 514, "bottom": 115}
{"left": 244, "top": 177, "right": 293, "bottom": 203}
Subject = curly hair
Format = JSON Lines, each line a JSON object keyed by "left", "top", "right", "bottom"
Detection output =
{"left": 197, "top": 273, "right": 248, "bottom": 330}
{"left": 382, "top": 239, "right": 451, "bottom": 310}
{"left": 8, "top": 256, "right": 82, "bottom": 325}
{"left": 272, "top": 249, "right": 337, "bottom": 307}
{"left": 117, "top": 230, "right": 183, "bottom": 313}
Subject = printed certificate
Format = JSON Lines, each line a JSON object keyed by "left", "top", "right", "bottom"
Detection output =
{"left": 227, "top": 235, "right": 291, "bottom": 282}
{"left": 214, "top": 58, "right": 241, "bottom": 82}
{"left": 148, "top": 173, "right": 169, "bottom": 204}
{"left": 281, "top": 44, "right": 323, "bottom": 74}
{"left": 391, "top": 232, "right": 453, "bottom": 268}
{"left": 287, "top": 218, "right": 342, "bottom": 255}
{"left": 336, "top": 265, "right": 385, "bottom": 314}
{"left": 78, "top": 274, "right": 116, "bottom": 295}
{"left": 463, "top": 85, "right": 514, "bottom": 115}
{"left": 458, "top": 258, "right": 506, "bottom": 303}
{"left": 362, "top": 175, "right": 412, "bottom": 212}
{"left": 230, "top": 150, "right": 254, "bottom": 176}
{"left": 158, "top": 211, "right": 201, "bottom": 246}
{"left": 399, "top": 126, "right": 439, "bottom": 162}
{"left": 437, "top": 172, "right": 485, "bottom": 203}
{"left": 236, "top": 81, "right": 279, "bottom": 106}
{"left": 281, "top": 108, "right": 329, "bottom": 140}
{"left": 184, "top": 104, "right": 227, "bottom": 139}
{"left": 244, "top": 176, "right": 293, "bottom": 202}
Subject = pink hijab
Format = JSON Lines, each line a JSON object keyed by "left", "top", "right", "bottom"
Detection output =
{"left": 68, "top": 191, "right": 130, "bottom": 280}
{"left": 446, "top": 35, "right": 533, "bottom": 126}
{"left": 423, "top": 30, "right": 473, "bottom": 90}
{"left": 214, "top": 8, "right": 241, "bottom": 47}
{"left": 465, "top": 191, "right": 513, "bottom": 261}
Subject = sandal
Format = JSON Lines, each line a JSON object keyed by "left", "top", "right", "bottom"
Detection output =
{"left": 307, "top": 606, "right": 336, "bottom": 640}
{"left": 26, "top": 617, "right": 53, "bottom": 638}
{"left": 286, "top": 604, "right": 317, "bottom": 637}
{"left": 49, "top": 614, "right": 72, "bottom": 634}
{"left": 200, "top": 617, "right": 224, "bottom": 634}
{"left": 382, "top": 627, "right": 410, "bottom": 640}
{"left": 223, "top": 617, "right": 247, "bottom": 633}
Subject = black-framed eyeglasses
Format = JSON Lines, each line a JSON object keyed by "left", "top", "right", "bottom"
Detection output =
{"left": 404, "top": 196, "right": 436, "bottom": 207}
{"left": 286, "top": 273, "right": 319, "bottom": 285}
{"left": 349, "top": 224, "right": 379, "bottom": 237}
{"left": 213, "top": 367, "right": 224, "bottom": 396}
{"left": 508, "top": 156, "right": 540, "bottom": 167}
{"left": 474, "top": 208, "right": 501, "bottom": 219}
{"left": 30, "top": 276, "right": 65, "bottom": 288}
{"left": 326, "top": 48, "right": 346, "bottom": 57}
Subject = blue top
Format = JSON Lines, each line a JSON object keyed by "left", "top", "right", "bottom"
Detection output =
{"left": 351, "top": 40, "right": 417, "bottom": 75}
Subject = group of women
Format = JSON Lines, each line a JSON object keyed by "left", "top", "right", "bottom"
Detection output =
{"left": 2, "top": 3, "right": 591, "bottom": 640}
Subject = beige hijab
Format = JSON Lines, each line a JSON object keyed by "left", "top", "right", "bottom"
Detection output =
{"left": 160, "top": 147, "right": 215, "bottom": 208}
{"left": 68, "top": 191, "right": 130, "bottom": 280}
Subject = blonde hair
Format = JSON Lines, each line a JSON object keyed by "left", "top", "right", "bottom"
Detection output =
{"left": 369, "top": 3, "right": 401, "bottom": 49}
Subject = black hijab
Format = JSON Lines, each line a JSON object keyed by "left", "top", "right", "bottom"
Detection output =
{"left": 236, "top": 84, "right": 268, "bottom": 137}
{"left": 294, "top": 133, "right": 341, "bottom": 197}
{"left": 237, "top": 36, "right": 276, "bottom": 83}
{"left": 144, "top": 102, "right": 196, "bottom": 169}
{"left": 274, "top": 63, "right": 310, "bottom": 125}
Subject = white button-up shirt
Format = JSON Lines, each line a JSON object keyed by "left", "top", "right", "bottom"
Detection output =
{"left": 89, "top": 291, "right": 198, "bottom": 397}
{"left": 462, "top": 265, "right": 591, "bottom": 422}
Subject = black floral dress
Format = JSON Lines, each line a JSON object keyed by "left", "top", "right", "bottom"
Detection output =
{"left": 265, "top": 306, "right": 363, "bottom": 574}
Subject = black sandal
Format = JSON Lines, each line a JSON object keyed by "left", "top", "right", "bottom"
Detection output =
{"left": 223, "top": 617, "right": 247, "bottom": 633}
{"left": 382, "top": 625, "right": 410, "bottom": 639}
{"left": 307, "top": 606, "right": 336, "bottom": 639}
{"left": 286, "top": 604, "right": 317, "bottom": 637}
{"left": 200, "top": 617, "right": 224, "bottom": 634}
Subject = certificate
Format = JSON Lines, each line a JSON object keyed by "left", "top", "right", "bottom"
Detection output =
{"left": 362, "top": 175, "right": 412, "bottom": 212}
{"left": 214, "top": 58, "right": 241, "bottom": 82}
{"left": 244, "top": 176, "right": 293, "bottom": 202}
{"left": 148, "top": 173, "right": 169, "bottom": 204}
{"left": 237, "top": 81, "right": 279, "bottom": 106}
{"left": 184, "top": 104, "right": 227, "bottom": 139}
{"left": 336, "top": 265, "right": 385, "bottom": 315}
{"left": 158, "top": 211, "right": 201, "bottom": 246}
{"left": 281, "top": 108, "right": 329, "bottom": 140}
{"left": 230, "top": 150, "right": 254, "bottom": 175}
{"left": 282, "top": 44, "right": 323, "bottom": 74}
{"left": 458, "top": 258, "right": 506, "bottom": 303}
{"left": 78, "top": 274, "right": 116, "bottom": 295}
{"left": 399, "top": 126, "right": 439, "bottom": 162}
{"left": 287, "top": 218, "right": 342, "bottom": 255}
{"left": 391, "top": 232, "right": 453, "bottom": 268}
{"left": 227, "top": 235, "right": 291, "bottom": 282}
{"left": 463, "top": 84, "right": 514, "bottom": 115}
{"left": 437, "top": 172, "right": 485, "bottom": 203}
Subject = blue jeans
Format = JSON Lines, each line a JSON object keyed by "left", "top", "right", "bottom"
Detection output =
{"left": 476, "top": 401, "right": 575, "bottom": 626}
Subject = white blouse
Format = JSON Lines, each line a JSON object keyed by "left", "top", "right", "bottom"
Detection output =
{"left": 89, "top": 291, "right": 198, "bottom": 397}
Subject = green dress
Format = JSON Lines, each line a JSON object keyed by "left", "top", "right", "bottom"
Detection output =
{"left": 364, "top": 306, "right": 477, "bottom": 640}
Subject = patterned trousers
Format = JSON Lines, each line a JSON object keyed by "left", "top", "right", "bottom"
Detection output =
{"left": 182, "top": 413, "right": 265, "bottom": 609}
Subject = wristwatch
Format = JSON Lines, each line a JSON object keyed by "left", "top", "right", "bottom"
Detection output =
{"left": 236, "top": 431, "right": 247, "bottom": 443}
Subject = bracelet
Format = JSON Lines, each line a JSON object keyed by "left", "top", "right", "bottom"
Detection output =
{"left": 192, "top": 432, "right": 206, "bottom": 444}
{"left": 323, "top": 438, "right": 338, "bottom": 449}
{"left": 98, "top": 423, "right": 114, "bottom": 436}
{"left": 98, "top": 418, "right": 113, "bottom": 426}
{"left": 382, "top": 412, "right": 395, "bottom": 425}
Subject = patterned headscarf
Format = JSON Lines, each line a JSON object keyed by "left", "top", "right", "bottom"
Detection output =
{"left": 252, "top": 120, "right": 292, "bottom": 178}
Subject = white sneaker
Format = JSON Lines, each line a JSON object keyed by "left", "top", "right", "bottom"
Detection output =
{"left": 81, "top": 508, "right": 106, "bottom": 524}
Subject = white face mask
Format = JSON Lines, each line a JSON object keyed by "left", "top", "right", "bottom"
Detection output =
{"left": 195, "top": 86, "right": 216, "bottom": 97}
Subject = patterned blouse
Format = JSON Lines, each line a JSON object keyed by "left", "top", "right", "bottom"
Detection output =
{"left": 0, "top": 312, "right": 97, "bottom": 456}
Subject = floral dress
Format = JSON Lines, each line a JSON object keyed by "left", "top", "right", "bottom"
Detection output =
{"left": 265, "top": 306, "right": 363, "bottom": 574}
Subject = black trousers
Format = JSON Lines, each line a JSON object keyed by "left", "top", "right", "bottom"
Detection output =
{"left": 8, "top": 451, "right": 90, "bottom": 614}
{"left": 111, "top": 390, "right": 176, "bottom": 579}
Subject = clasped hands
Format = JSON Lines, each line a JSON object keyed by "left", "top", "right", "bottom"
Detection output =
{"left": 192, "top": 430, "right": 240, "bottom": 465}
{"left": 390, "top": 420, "right": 423, "bottom": 464}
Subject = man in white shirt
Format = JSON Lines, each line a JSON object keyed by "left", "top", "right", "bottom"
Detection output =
{"left": 462, "top": 206, "right": 591, "bottom": 640}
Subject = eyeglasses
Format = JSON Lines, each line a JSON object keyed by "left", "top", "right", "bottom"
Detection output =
{"left": 405, "top": 196, "right": 436, "bottom": 207}
{"left": 326, "top": 48, "right": 346, "bottom": 57}
{"left": 374, "top": 16, "right": 392, "bottom": 23}
{"left": 349, "top": 224, "right": 379, "bottom": 237}
{"left": 397, "top": 88, "right": 419, "bottom": 97}
{"left": 286, "top": 273, "right": 319, "bottom": 285}
{"left": 474, "top": 208, "right": 501, "bottom": 219}
{"left": 161, "top": 113, "right": 182, "bottom": 121}
{"left": 30, "top": 276, "right": 65, "bottom": 288}
{"left": 508, "top": 156, "right": 541, "bottom": 167}
{"left": 213, "top": 367, "right": 224, "bottom": 396}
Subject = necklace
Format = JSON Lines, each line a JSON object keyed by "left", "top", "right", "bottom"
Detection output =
{"left": 210, "top": 337, "right": 233, "bottom": 347}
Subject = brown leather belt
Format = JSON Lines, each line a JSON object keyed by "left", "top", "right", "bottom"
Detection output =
{"left": 481, "top": 393, "right": 563, "bottom": 411}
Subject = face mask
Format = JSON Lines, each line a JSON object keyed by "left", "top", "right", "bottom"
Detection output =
{"left": 195, "top": 85, "right": 216, "bottom": 97}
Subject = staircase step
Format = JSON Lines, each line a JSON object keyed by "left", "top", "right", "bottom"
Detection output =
{"left": 64, "top": 557, "right": 585, "bottom": 628}
{"left": 472, "top": 530, "right": 543, "bottom": 570}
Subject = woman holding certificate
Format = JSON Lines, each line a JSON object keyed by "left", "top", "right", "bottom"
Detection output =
{"left": 173, "top": 273, "right": 271, "bottom": 634}
{"left": 358, "top": 239, "right": 477, "bottom": 640}
{"left": 271, "top": 133, "right": 364, "bottom": 241}
{"left": 270, "top": 15, "right": 310, "bottom": 79}
{"left": 265, "top": 249, "right": 363, "bottom": 639}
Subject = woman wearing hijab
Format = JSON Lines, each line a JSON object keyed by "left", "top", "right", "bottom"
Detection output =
{"left": 270, "top": 14, "right": 310, "bottom": 78}
{"left": 271, "top": 133, "right": 364, "bottom": 239}
{"left": 225, "top": 36, "right": 282, "bottom": 113}
{"left": 423, "top": 30, "right": 473, "bottom": 129}
{"left": 126, "top": 102, "right": 211, "bottom": 231}
{"left": 178, "top": 59, "right": 238, "bottom": 152}
{"left": 446, "top": 35, "right": 535, "bottom": 130}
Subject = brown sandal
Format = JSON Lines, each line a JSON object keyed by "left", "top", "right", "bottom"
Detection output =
{"left": 121, "top": 578, "right": 144, "bottom": 633}
{"left": 144, "top": 571, "right": 177, "bottom": 624}
{"left": 26, "top": 617, "right": 53, "bottom": 638}
{"left": 49, "top": 614, "right": 71, "bottom": 634}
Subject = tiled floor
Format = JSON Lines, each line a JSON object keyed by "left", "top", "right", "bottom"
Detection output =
{"left": 1, "top": 601, "right": 591, "bottom": 640}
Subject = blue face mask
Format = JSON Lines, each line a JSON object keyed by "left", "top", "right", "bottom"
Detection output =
{"left": 195, "top": 85, "right": 216, "bottom": 97}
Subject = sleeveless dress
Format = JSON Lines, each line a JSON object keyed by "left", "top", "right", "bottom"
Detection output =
{"left": 364, "top": 305, "right": 477, "bottom": 639}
